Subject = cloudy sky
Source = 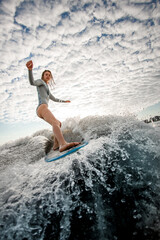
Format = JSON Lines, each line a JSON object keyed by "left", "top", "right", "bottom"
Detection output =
{"left": 0, "top": 0, "right": 160, "bottom": 144}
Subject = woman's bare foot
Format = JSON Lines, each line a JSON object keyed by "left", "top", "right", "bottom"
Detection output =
{"left": 59, "top": 142, "right": 80, "bottom": 152}
{"left": 53, "top": 137, "right": 59, "bottom": 151}
{"left": 53, "top": 145, "right": 59, "bottom": 151}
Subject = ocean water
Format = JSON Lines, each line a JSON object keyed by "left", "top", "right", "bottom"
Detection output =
{"left": 0, "top": 115, "right": 160, "bottom": 240}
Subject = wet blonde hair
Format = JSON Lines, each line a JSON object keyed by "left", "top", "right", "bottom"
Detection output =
{"left": 41, "top": 70, "right": 55, "bottom": 88}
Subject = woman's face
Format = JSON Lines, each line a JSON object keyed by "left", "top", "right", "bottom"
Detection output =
{"left": 43, "top": 71, "right": 51, "bottom": 84}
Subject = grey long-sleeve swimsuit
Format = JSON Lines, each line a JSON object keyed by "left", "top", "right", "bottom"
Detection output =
{"left": 28, "top": 70, "right": 65, "bottom": 110}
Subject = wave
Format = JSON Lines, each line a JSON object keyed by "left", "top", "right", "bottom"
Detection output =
{"left": 0, "top": 115, "right": 160, "bottom": 240}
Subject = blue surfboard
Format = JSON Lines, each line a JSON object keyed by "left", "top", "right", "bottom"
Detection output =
{"left": 45, "top": 142, "right": 88, "bottom": 162}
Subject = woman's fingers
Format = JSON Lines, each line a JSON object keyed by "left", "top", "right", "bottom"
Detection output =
{"left": 26, "top": 60, "right": 33, "bottom": 69}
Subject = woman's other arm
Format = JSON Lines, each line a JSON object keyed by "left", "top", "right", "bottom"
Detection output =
{"left": 26, "top": 60, "right": 42, "bottom": 86}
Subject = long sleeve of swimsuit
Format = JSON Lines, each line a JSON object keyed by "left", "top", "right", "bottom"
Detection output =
{"left": 28, "top": 69, "right": 43, "bottom": 86}
{"left": 28, "top": 70, "right": 66, "bottom": 106}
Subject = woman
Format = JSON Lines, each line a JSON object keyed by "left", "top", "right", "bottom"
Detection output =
{"left": 26, "top": 60, "right": 80, "bottom": 152}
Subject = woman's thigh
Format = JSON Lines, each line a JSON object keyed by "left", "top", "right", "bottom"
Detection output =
{"left": 37, "top": 104, "right": 59, "bottom": 126}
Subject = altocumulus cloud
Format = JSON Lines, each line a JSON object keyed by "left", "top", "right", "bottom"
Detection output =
{"left": 0, "top": 0, "right": 160, "bottom": 123}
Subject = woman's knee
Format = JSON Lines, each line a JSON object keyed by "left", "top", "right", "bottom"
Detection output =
{"left": 54, "top": 119, "right": 61, "bottom": 127}
{"left": 52, "top": 119, "right": 61, "bottom": 127}
{"left": 59, "top": 121, "right": 62, "bottom": 127}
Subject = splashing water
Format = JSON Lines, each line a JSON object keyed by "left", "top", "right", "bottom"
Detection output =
{"left": 0, "top": 116, "right": 160, "bottom": 240}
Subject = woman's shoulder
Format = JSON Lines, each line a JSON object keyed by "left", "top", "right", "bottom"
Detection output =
{"left": 35, "top": 79, "right": 45, "bottom": 86}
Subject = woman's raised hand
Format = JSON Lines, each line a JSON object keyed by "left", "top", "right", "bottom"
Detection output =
{"left": 26, "top": 60, "right": 33, "bottom": 70}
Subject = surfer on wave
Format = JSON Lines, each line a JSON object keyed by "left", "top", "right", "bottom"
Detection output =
{"left": 26, "top": 60, "right": 80, "bottom": 152}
